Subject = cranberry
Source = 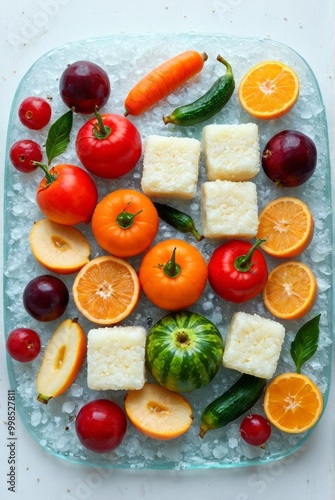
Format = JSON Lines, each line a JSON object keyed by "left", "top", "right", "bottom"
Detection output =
{"left": 240, "top": 414, "right": 272, "bottom": 446}
{"left": 18, "top": 96, "right": 52, "bottom": 130}
{"left": 6, "top": 328, "right": 41, "bottom": 362}
{"left": 9, "top": 140, "right": 42, "bottom": 173}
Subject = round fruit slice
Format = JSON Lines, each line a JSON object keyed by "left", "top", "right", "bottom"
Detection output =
{"left": 124, "top": 383, "right": 193, "bottom": 440}
{"left": 30, "top": 219, "right": 91, "bottom": 274}
{"left": 263, "top": 261, "right": 317, "bottom": 320}
{"left": 263, "top": 372, "right": 323, "bottom": 433}
{"left": 257, "top": 197, "right": 314, "bottom": 258}
{"left": 238, "top": 60, "right": 300, "bottom": 120}
{"left": 72, "top": 255, "right": 140, "bottom": 325}
{"left": 36, "top": 318, "right": 86, "bottom": 404}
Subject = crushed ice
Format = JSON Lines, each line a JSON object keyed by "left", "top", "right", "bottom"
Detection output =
{"left": 3, "top": 33, "right": 333, "bottom": 470}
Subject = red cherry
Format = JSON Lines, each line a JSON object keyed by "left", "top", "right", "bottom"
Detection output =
{"left": 18, "top": 96, "right": 52, "bottom": 130}
{"left": 240, "top": 414, "right": 272, "bottom": 446}
{"left": 6, "top": 328, "right": 41, "bottom": 362}
{"left": 9, "top": 140, "right": 43, "bottom": 173}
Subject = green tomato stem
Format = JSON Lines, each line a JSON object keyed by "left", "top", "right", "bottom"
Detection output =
{"left": 32, "top": 161, "right": 57, "bottom": 185}
{"left": 163, "top": 247, "right": 181, "bottom": 278}
{"left": 234, "top": 239, "right": 266, "bottom": 272}
{"left": 92, "top": 106, "right": 111, "bottom": 139}
{"left": 117, "top": 203, "right": 143, "bottom": 229}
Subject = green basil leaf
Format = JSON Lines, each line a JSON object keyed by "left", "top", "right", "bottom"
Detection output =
{"left": 46, "top": 110, "right": 73, "bottom": 165}
{"left": 290, "top": 314, "right": 321, "bottom": 373}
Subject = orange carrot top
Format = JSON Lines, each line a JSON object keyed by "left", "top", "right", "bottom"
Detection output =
{"left": 124, "top": 50, "right": 208, "bottom": 116}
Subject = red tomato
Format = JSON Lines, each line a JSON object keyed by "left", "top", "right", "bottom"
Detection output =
{"left": 208, "top": 239, "right": 268, "bottom": 303}
{"left": 75, "top": 112, "right": 142, "bottom": 179}
{"left": 36, "top": 163, "right": 98, "bottom": 225}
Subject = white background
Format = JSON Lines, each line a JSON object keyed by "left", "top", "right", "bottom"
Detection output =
{"left": 0, "top": 1, "right": 334, "bottom": 499}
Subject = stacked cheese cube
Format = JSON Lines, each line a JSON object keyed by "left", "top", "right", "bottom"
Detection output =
{"left": 87, "top": 326, "right": 147, "bottom": 391}
{"left": 222, "top": 312, "right": 286, "bottom": 379}
{"left": 201, "top": 123, "right": 260, "bottom": 239}
{"left": 141, "top": 124, "right": 260, "bottom": 239}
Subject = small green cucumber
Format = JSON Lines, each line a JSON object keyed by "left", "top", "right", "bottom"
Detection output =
{"left": 163, "top": 55, "right": 235, "bottom": 126}
{"left": 153, "top": 202, "right": 204, "bottom": 241}
{"left": 199, "top": 374, "right": 266, "bottom": 438}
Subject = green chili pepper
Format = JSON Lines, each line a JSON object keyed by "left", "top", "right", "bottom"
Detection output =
{"left": 154, "top": 202, "right": 204, "bottom": 241}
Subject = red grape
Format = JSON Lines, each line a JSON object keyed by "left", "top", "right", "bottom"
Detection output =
{"left": 262, "top": 130, "right": 317, "bottom": 188}
{"left": 75, "top": 399, "right": 127, "bottom": 453}
{"left": 6, "top": 328, "right": 41, "bottom": 362}
{"left": 59, "top": 60, "right": 111, "bottom": 114}
{"left": 9, "top": 139, "right": 42, "bottom": 173}
{"left": 23, "top": 275, "right": 69, "bottom": 322}
{"left": 18, "top": 96, "right": 52, "bottom": 130}
{"left": 240, "top": 414, "right": 272, "bottom": 446}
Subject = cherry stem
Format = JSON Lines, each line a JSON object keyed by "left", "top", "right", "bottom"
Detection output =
{"left": 92, "top": 106, "right": 111, "bottom": 139}
{"left": 116, "top": 203, "right": 143, "bottom": 229}
{"left": 234, "top": 239, "right": 266, "bottom": 272}
{"left": 32, "top": 161, "right": 57, "bottom": 185}
{"left": 163, "top": 247, "right": 181, "bottom": 278}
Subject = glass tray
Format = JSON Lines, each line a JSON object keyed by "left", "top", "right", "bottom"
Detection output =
{"left": 3, "top": 33, "right": 333, "bottom": 470}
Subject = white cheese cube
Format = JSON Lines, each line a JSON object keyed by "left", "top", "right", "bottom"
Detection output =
{"left": 141, "top": 135, "right": 201, "bottom": 199}
{"left": 203, "top": 123, "right": 260, "bottom": 181}
{"left": 222, "top": 312, "right": 285, "bottom": 379}
{"left": 201, "top": 180, "right": 259, "bottom": 239}
{"left": 87, "top": 326, "right": 147, "bottom": 390}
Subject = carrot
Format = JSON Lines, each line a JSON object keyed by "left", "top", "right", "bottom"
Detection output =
{"left": 124, "top": 50, "right": 208, "bottom": 116}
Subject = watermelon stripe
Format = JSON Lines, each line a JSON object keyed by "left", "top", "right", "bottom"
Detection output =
{"left": 146, "top": 311, "right": 224, "bottom": 393}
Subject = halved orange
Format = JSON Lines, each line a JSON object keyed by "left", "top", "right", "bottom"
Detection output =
{"left": 257, "top": 197, "right": 314, "bottom": 258}
{"left": 238, "top": 60, "right": 300, "bottom": 120}
{"left": 124, "top": 383, "right": 193, "bottom": 440}
{"left": 30, "top": 219, "right": 90, "bottom": 274}
{"left": 264, "top": 372, "right": 323, "bottom": 433}
{"left": 72, "top": 255, "right": 140, "bottom": 325}
{"left": 263, "top": 261, "right": 317, "bottom": 320}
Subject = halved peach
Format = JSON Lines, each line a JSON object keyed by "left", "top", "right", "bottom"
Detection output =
{"left": 124, "top": 383, "right": 193, "bottom": 440}
{"left": 30, "top": 219, "right": 90, "bottom": 275}
{"left": 36, "top": 318, "right": 86, "bottom": 404}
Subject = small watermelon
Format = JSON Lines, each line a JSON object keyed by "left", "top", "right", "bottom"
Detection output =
{"left": 146, "top": 310, "right": 224, "bottom": 393}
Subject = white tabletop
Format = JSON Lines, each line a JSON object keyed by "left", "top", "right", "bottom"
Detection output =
{"left": 0, "top": 1, "right": 334, "bottom": 499}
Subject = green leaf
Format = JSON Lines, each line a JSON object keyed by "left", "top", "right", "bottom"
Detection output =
{"left": 46, "top": 110, "right": 73, "bottom": 165}
{"left": 290, "top": 314, "right": 321, "bottom": 374}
